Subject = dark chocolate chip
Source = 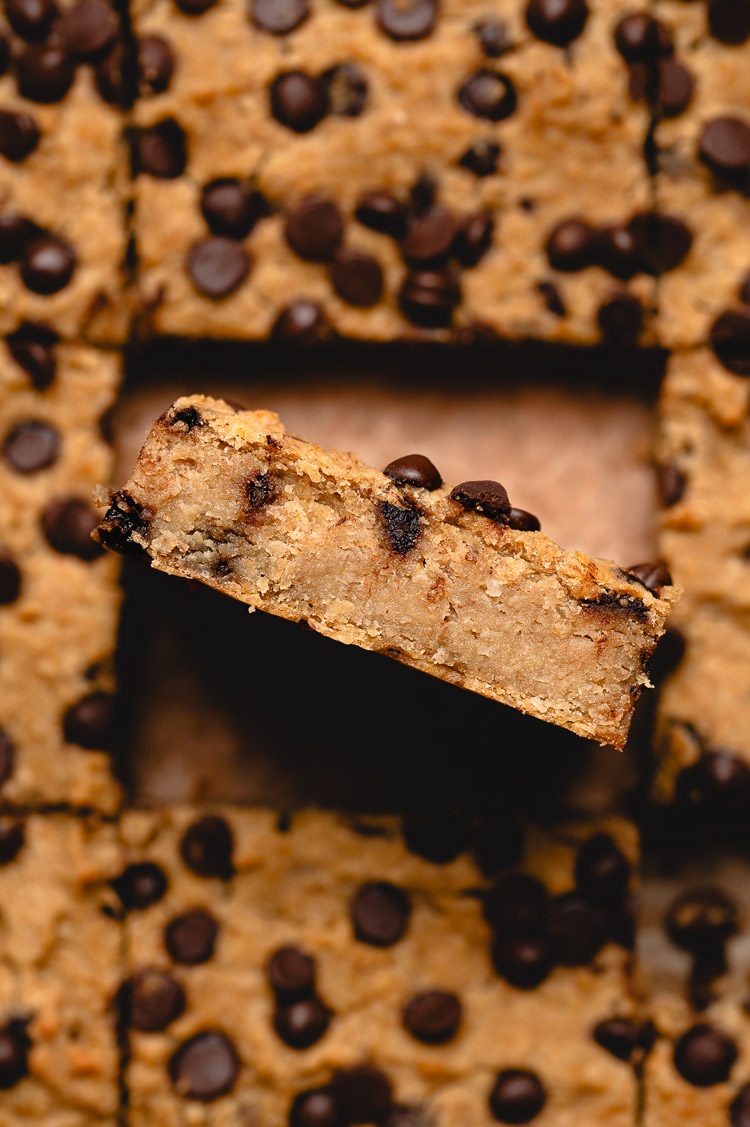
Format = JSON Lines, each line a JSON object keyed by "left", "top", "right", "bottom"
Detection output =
{"left": 489, "top": 1068, "right": 547, "bottom": 1124}
{"left": 355, "top": 190, "right": 407, "bottom": 238}
{"left": 627, "top": 212, "right": 692, "bottom": 274}
{"left": 245, "top": 470, "right": 275, "bottom": 511}
{"left": 731, "top": 1083, "right": 750, "bottom": 1127}
{"left": 63, "top": 691, "right": 115, "bottom": 749}
{"left": 169, "top": 1031, "right": 240, "bottom": 1100}
{"left": 614, "top": 14, "right": 672, "bottom": 62}
{"left": 409, "top": 173, "right": 437, "bottom": 215}
{"left": 112, "top": 862, "right": 168, "bottom": 911}
{"left": 0, "top": 215, "right": 34, "bottom": 264}
{"left": 547, "top": 892, "right": 606, "bottom": 966}
{"left": 508, "top": 508, "right": 541, "bottom": 531}
{"left": 5, "top": 0, "right": 57, "bottom": 40}
{"left": 574, "top": 833, "right": 630, "bottom": 910}
{"left": 187, "top": 237, "right": 251, "bottom": 299}
{"left": 167, "top": 405, "right": 202, "bottom": 430}
{"left": 475, "top": 18, "right": 512, "bottom": 56}
{"left": 20, "top": 235, "right": 76, "bottom": 294}
{"left": 274, "top": 998, "right": 331, "bottom": 1049}
{"left": 267, "top": 946, "right": 316, "bottom": 1000}
{"left": 61, "top": 0, "right": 118, "bottom": 58}
{"left": 95, "top": 490, "right": 151, "bottom": 557}
{"left": 200, "top": 179, "right": 262, "bottom": 239}
{"left": 597, "top": 293, "right": 643, "bottom": 343}
{"left": 92, "top": 42, "right": 123, "bottom": 103}
{"left": 449, "top": 479, "right": 511, "bottom": 522}
{"left": 332, "top": 1065, "right": 392, "bottom": 1122}
{"left": 321, "top": 62, "right": 369, "bottom": 116}
{"left": 270, "top": 71, "right": 327, "bottom": 133}
{"left": 41, "top": 498, "right": 103, "bottom": 559}
{"left": 454, "top": 211, "right": 494, "bottom": 267}
{"left": 352, "top": 881, "right": 411, "bottom": 946}
{"left": 402, "top": 206, "right": 459, "bottom": 266}
{"left": 0, "top": 111, "right": 39, "bottom": 162}
{"left": 0, "top": 1020, "right": 30, "bottom": 1090}
{"left": 0, "top": 819, "right": 24, "bottom": 864}
{"left": 678, "top": 752, "right": 750, "bottom": 808}
{"left": 6, "top": 323, "right": 58, "bottom": 389}
{"left": 657, "top": 58, "right": 694, "bottom": 117}
{"left": 525, "top": 0, "right": 588, "bottom": 46}
{"left": 138, "top": 34, "right": 175, "bottom": 95}
{"left": 474, "top": 818, "right": 525, "bottom": 877}
{"left": 16, "top": 44, "right": 75, "bottom": 103}
{"left": 285, "top": 197, "right": 343, "bottom": 261}
{"left": 0, "top": 554, "right": 22, "bottom": 605}
{"left": 592, "top": 1017, "right": 641, "bottom": 1062}
{"left": 378, "top": 500, "right": 421, "bottom": 554}
{"left": 709, "top": 309, "right": 750, "bottom": 376}
{"left": 402, "top": 813, "right": 468, "bottom": 862}
{"left": 700, "top": 117, "right": 750, "bottom": 177}
{"left": 483, "top": 873, "right": 548, "bottom": 936}
{"left": 251, "top": 0, "right": 308, "bottom": 34}
{"left": 0, "top": 730, "right": 14, "bottom": 787}
{"left": 545, "top": 219, "right": 598, "bottom": 272}
{"left": 458, "top": 140, "right": 501, "bottom": 177}
{"left": 135, "top": 118, "right": 187, "bottom": 178}
{"left": 399, "top": 269, "right": 461, "bottom": 327}
{"left": 673, "top": 1024, "right": 737, "bottom": 1087}
{"left": 376, "top": 0, "right": 436, "bottom": 40}
{"left": 596, "top": 224, "right": 644, "bottom": 281}
{"left": 175, "top": 0, "right": 217, "bottom": 14}
{"left": 537, "top": 280, "right": 566, "bottom": 317}
{"left": 123, "top": 968, "right": 186, "bottom": 1031}
{"left": 649, "top": 627, "right": 686, "bottom": 684}
{"left": 290, "top": 1087, "right": 342, "bottom": 1127}
{"left": 626, "top": 561, "right": 673, "bottom": 592}
{"left": 329, "top": 248, "right": 383, "bottom": 306}
{"left": 708, "top": 0, "right": 750, "bottom": 46}
{"left": 383, "top": 454, "right": 442, "bottom": 491}
{"left": 665, "top": 887, "right": 739, "bottom": 954}
{"left": 3, "top": 420, "right": 59, "bottom": 473}
{"left": 458, "top": 69, "right": 517, "bottom": 122}
{"left": 403, "top": 990, "right": 461, "bottom": 1044}
{"left": 658, "top": 463, "right": 686, "bottom": 507}
{"left": 272, "top": 300, "right": 327, "bottom": 342}
{"left": 179, "top": 815, "right": 234, "bottom": 878}
{"left": 165, "top": 909, "right": 219, "bottom": 964}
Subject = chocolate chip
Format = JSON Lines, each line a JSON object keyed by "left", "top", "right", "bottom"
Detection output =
{"left": 537, "top": 280, "right": 566, "bottom": 316}
{"left": 596, "top": 224, "right": 644, "bottom": 281}
{"left": 135, "top": 119, "right": 187, "bottom": 178}
{"left": 0, "top": 819, "right": 24, "bottom": 865}
{"left": 138, "top": 34, "right": 174, "bottom": 95}
{"left": 508, "top": 508, "right": 541, "bottom": 531}
{"left": 6, "top": 323, "right": 58, "bottom": 389}
{"left": 332, "top": 1065, "right": 392, "bottom": 1122}
{"left": 167, "top": 405, "right": 202, "bottom": 430}
{"left": 403, "top": 991, "right": 461, "bottom": 1044}
{"left": 458, "top": 70, "right": 517, "bottom": 121}
{"left": 409, "top": 173, "right": 437, "bottom": 215}
{"left": 614, "top": 14, "right": 671, "bottom": 62}
{"left": 16, "top": 44, "right": 75, "bottom": 103}
{"left": 96, "top": 490, "right": 151, "bottom": 557}
{"left": 3, "top": 420, "right": 59, "bottom": 473}
{"left": 245, "top": 470, "right": 275, "bottom": 511}
{"left": 274, "top": 998, "right": 331, "bottom": 1049}
{"left": 165, "top": 909, "right": 218, "bottom": 964}
{"left": 352, "top": 881, "right": 411, "bottom": 946}
{"left": 123, "top": 968, "right": 186, "bottom": 1031}
{"left": 673, "top": 1024, "right": 737, "bottom": 1087}
{"left": 169, "top": 1031, "right": 240, "bottom": 1100}
{"left": 355, "top": 191, "right": 407, "bottom": 238}
{"left": 449, "top": 480, "right": 511, "bottom": 522}
{"left": 665, "top": 887, "right": 739, "bottom": 954}
{"left": 489, "top": 1068, "right": 547, "bottom": 1124}
{"left": 175, "top": 0, "right": 217, "bottom": 13}
{"left": 40, "top": 498, "right": 100, "bottom": 560}
{"left": 628, "top": 212, "right": 692, "bottom": 274}
{"left": 285, "top": 197, "right": 343, "bottom": 261}
{"left": 732, "top": 1083, "right": 750, "bottom": 1127}
{"left": 0, "top": 1021, "right": 30, "bottom": 1090}
{"left": 290, "top": 1088, "right": 341, "bottom": 1127}
{"left": 491, "top": 935, "right": 554, "bottom": 989}
{"left": 656, "top": 59, "right": 694, "bottom": 117}
{"left": 626, "top": 561, "right": 673, "bottom": 592}
{"left": 678, "top": 752, "right": 750, "bottom": 808}
{"left": 708, "top": 0, "right": 750, "bottom": 46}
{"left": 63, "top": 691, "right": 115, "bottom": 749}
{"left": 399, "top": 269, "right": 461, "bottom": 327}
{"left": 484, "top": 873, "right": 548, "bottom": 936}
{"left": 592, "top": 1017, "right": 641, "bottom": 1062}
{"left": 597, "top": 293, "right": 643, "bottom": 343}
{"left": 474, "top": 818, "right": 525, "bottom": 877}
{"left": 0, "top": 111, "right": 39, "bottom": 162}
{"left": 475, "top": 18, "right": 512, "bottom": 56}
{"left": 61, "top": 0, "right": 117, "bottom": 58}
{"left": 329, "top": 248, "right": 383, "bottom": 306}
{"left": 547, "top": 892, "right": 606, "bottom": 965}
{"left": 21, "top": 235, "right": 76, "bottom": 294}
{"left": 5, "top": 0, "right": 57, "bottom": 40}
{"left": 384, "top": 454, "right": 442, "bottom": 491}
{"left": 454, "top": 212, "right": 494, "bottom": 267}
{"left": 112, "top": 862, "right": 168, "bottom": 910}
{"left": 545, "top": 219, "right": 598, "bottom": 272}
{"left": 378, "top": 500, "right": 420, "bottom": 554}
{"left": 402, "top": 206, "right": 459, "bottom": 266}
{"left": 199, "top": 180, "right": 260, "bottom": 240}
{"left": 649, "top": 627, "right": 686, "bottom": 685}
{"left": 272, "top": 300, "right": 327, "bottom": 342}
{"left": 321, "top": 62, "right": 369, "bottom": 116}
{"left": 0, "top": 555, "right": 21, "bottom": 605}
{"left": 658, "top": 463, "right": 686, "bottom": 507}
{"left": 270, "top": 71, "right": 327, "bottom": 133}
{"left": 179, "top": 815, "right": 234, "bottom": 878}
{"left": 0, "top": 215, "right": 34, "bottom": 264}
{"left": 267, "top": 946, "right": 316, "bottom": 999}
{"left": 376, "top": 0, "right": 437, "bottom": 40}
{"left": 525, "top": 0, "right": 588, "bottom": 46}
{"left": 700, "top": 117, "right": 750, "bottom": 178}
{"left": 458, "top": 140, "right": 501, "bottom": 177}
{"left": 251, "top": 0, "right": 308, "bottom": 33}
{"left": 575, "top": 833, "right": 630, "bottom": 910}
{"left": 0, "top": 731, "right": 14, "bottom": 787}
{"left": 709, "top": 309, "right": 750, "bottom": 376}
{"left": 402, "top": 813, "right": 468, "bottom": 862}
{"left": 187, "top": 237, "right": 250, "bottom": 299}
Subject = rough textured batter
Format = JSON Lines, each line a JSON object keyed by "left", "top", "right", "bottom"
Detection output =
{"left": 95, "top": 395, "right": 679, "bottom": 748}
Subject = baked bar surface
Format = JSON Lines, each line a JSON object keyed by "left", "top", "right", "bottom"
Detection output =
{"left": 0, "top": 337, "right": 122, "bottom": 810}
{"left": 0, "top": 813, "right": 123, "bottom": 1124}
{"left": 118, "top": 804, "right": 641, "bottom": 1125}
{"left": 95, "top": 394, "right": 679, "bottom": 749}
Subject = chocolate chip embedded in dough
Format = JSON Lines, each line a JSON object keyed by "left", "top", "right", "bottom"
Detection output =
{"left": 165, "top": 909, "right": 219, "bottom": 965}
{"left": 270, "top": 71, "right": 327, "bottom": 133}
{"left": 657, "top": 59, "right": 694, "bottom": 118}
{"left": 614, "top": 13, "right": 672, "bottom": 62}
{"left": 592, "top": 1017, "right": 642, "bottom": 1062}
{"left": 41, "top": 498, "right": 103, "bottom": 559}
{"left": 274, "top": 998, "right": 331, "bottom": 1048}
{"left": 61, "top": 0, "right": 118, "bottom": 58}
{"left": 351, "top": 881, "right": 411, "bottom": 946}
{"left": 626, "top": 561, "right": 672, "bottom": 592}
{"left": 200, "top": 179, "right": 264, "bottom": 240}
{"left": 547, "top": 892, "right": 606, "bottom": 965}
{"left": 708, "top": 0, "right": 750, "bottom": 46}
{"left": 289, "top": 1087, "right": 341, "bottom": 1127}
{"left": 508, "top": 508, "right": 541, "bottom": 531}
{"left": 355, "top": 190, "right": 407, "bottom": 238}
{"left": 112, "top": 862, "right": 168, "bottom": 910}
{"left": 272, "top": 301, "right": 327, "bottom": 342}
{"left": 0, "top": 1021, "right": 30, "bottom": 1090}
{"left": 123, "top": 968, "right": 186, "bottom": 1031}
{"left": 187, "top": 237, "right": 251, "bottom": 299}
{"left": 134, "top": 119, "right": 187, "bottom": 179}
{"left": 489, "top": 1068, "right": 547, "bottom": 1124}
{"left": 537, "top": 281, "right": 566, "bottom": 317}
{"left": 2, "top": 420, "right": 60, "bottom": 473}
{"left": 379, "top": 500, "right": 421, "bottom": 554}
{"left": 138, "top": 34, "right": 175, "bottom": 95}
{"left": 454, "top": 211, "right": 494, "bottom": 268}
{"left": 449, "top": 479, "right": 511, "bottom": 522}
{"left": 574, "top": 832, "right": 630, "bottom": 910}
{"left": 20, "top": 235, "right": 76, "bottom": 294}
{"left": 16, "top": 44, "right": 75, "bottom": 103}
{"left": 383, "top": 454, "right": 442, "bottom": 491}
{"left": 596, "top": 224, "right": 644, "bottom": 281}
{"left": 6, "top": 322, "right": 58, "bottom": 389}
{"left": 0, "top": 555, "right": 22, "bottom": 605}
{"left": 251, "top": 0, "right": 308, "bottom": 34}
{"left": 332, "top": 1065, "right": 393, "bottom": 1122}
{"left": 709, "top": 309, "right": 750, "bottom": 376}
{"left": 673, "top": 1024, "right": 737, "bottom": 1087}
{"left": 403, "top": 991, "right": 462, "bottom": 1044}
{"left": 5, "top": 0, "right": 57, "bottom": 41}
{"left": 63, "top": 690, "right": 115, "bottom": 748}
{"left": 402, "top": 206, "right": 459, "bottom": 265}
{"left": 699, "top": 117, "right": 750, "bottom": 177}
{"left": 458, "top": 140, "right": 501, "bottom": 177}
{"left": 596, "top": 293, "right": 643, "bottom": 344}
{"left": 0, "top": 819, "right": 24, "bottom": 865}
{"left": 376, "top": 0, "right": 437, "bottom": 41}
{"left": 399, "top": 269, "right": 461, "bottom": 327}
{"left": 525, "top": 0, "right": 588, "bottom": 46}
{"left": 321, "top": 62, "right": 369, "bottom": 116}
{"left": 0, "top": 111, "right": 39, "bottom": 162}
{"left": 179, "top": 815, "right": 234, "bottom": 878}
{"left": 0, "top": 215, "right": 35, "bottom": 264}
{"left": 475, "top": 18, "right": 512, "bottom": 56}
{"left": 483, "top": 873, "right": 548, "bottom": 936}
{"left": 665, "top": 887, "right": 739, "bottom": 954}
{"left": 329, "top": 248, "right": 383, "bottom": 306}
{"left": 658, "top": 463, "right": 686, "bottom": 508}
{"left": 545, "top": 219, "right": 598, "bottom": 273}
{"left": 285, "top": 196, "right": 343, "bottom": 261}
{"left": 401, "top": 812, "right": 467, "bottom": 861}
{"left": 627, "top": 212, "right": 692, "bottom": 274}
{"left": 267, "top": 946, "right": 316, "bottom": 999}
{"left": 169, "top": 1031, "right": 240, "bottom": 1100}
{"left": 458, "top": 69, "right": 517, "bottom": 121}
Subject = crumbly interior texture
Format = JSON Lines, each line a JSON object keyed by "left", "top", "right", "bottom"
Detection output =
{"left": 119, "top": 805, "right": 639, "bottom": 1126}
{"left": 0, "top": 815, "right": 123, "bottom": 1124}
{"left": 95, "top": 395, "right": 679, "bottom": 749}
{"left": 0, "top": 341, "right": 122, "bottom": 810}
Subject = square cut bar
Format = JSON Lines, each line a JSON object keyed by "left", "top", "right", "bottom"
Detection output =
{"left": 118, "top": 804, "right": 641, "bottom": 1126}
{"left": 95, "top": 395, "right": 679, "bottom": 749}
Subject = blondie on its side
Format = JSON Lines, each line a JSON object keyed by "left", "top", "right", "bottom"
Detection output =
{"left": 95, "top": 395, "right": 679, "bottom": 749}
